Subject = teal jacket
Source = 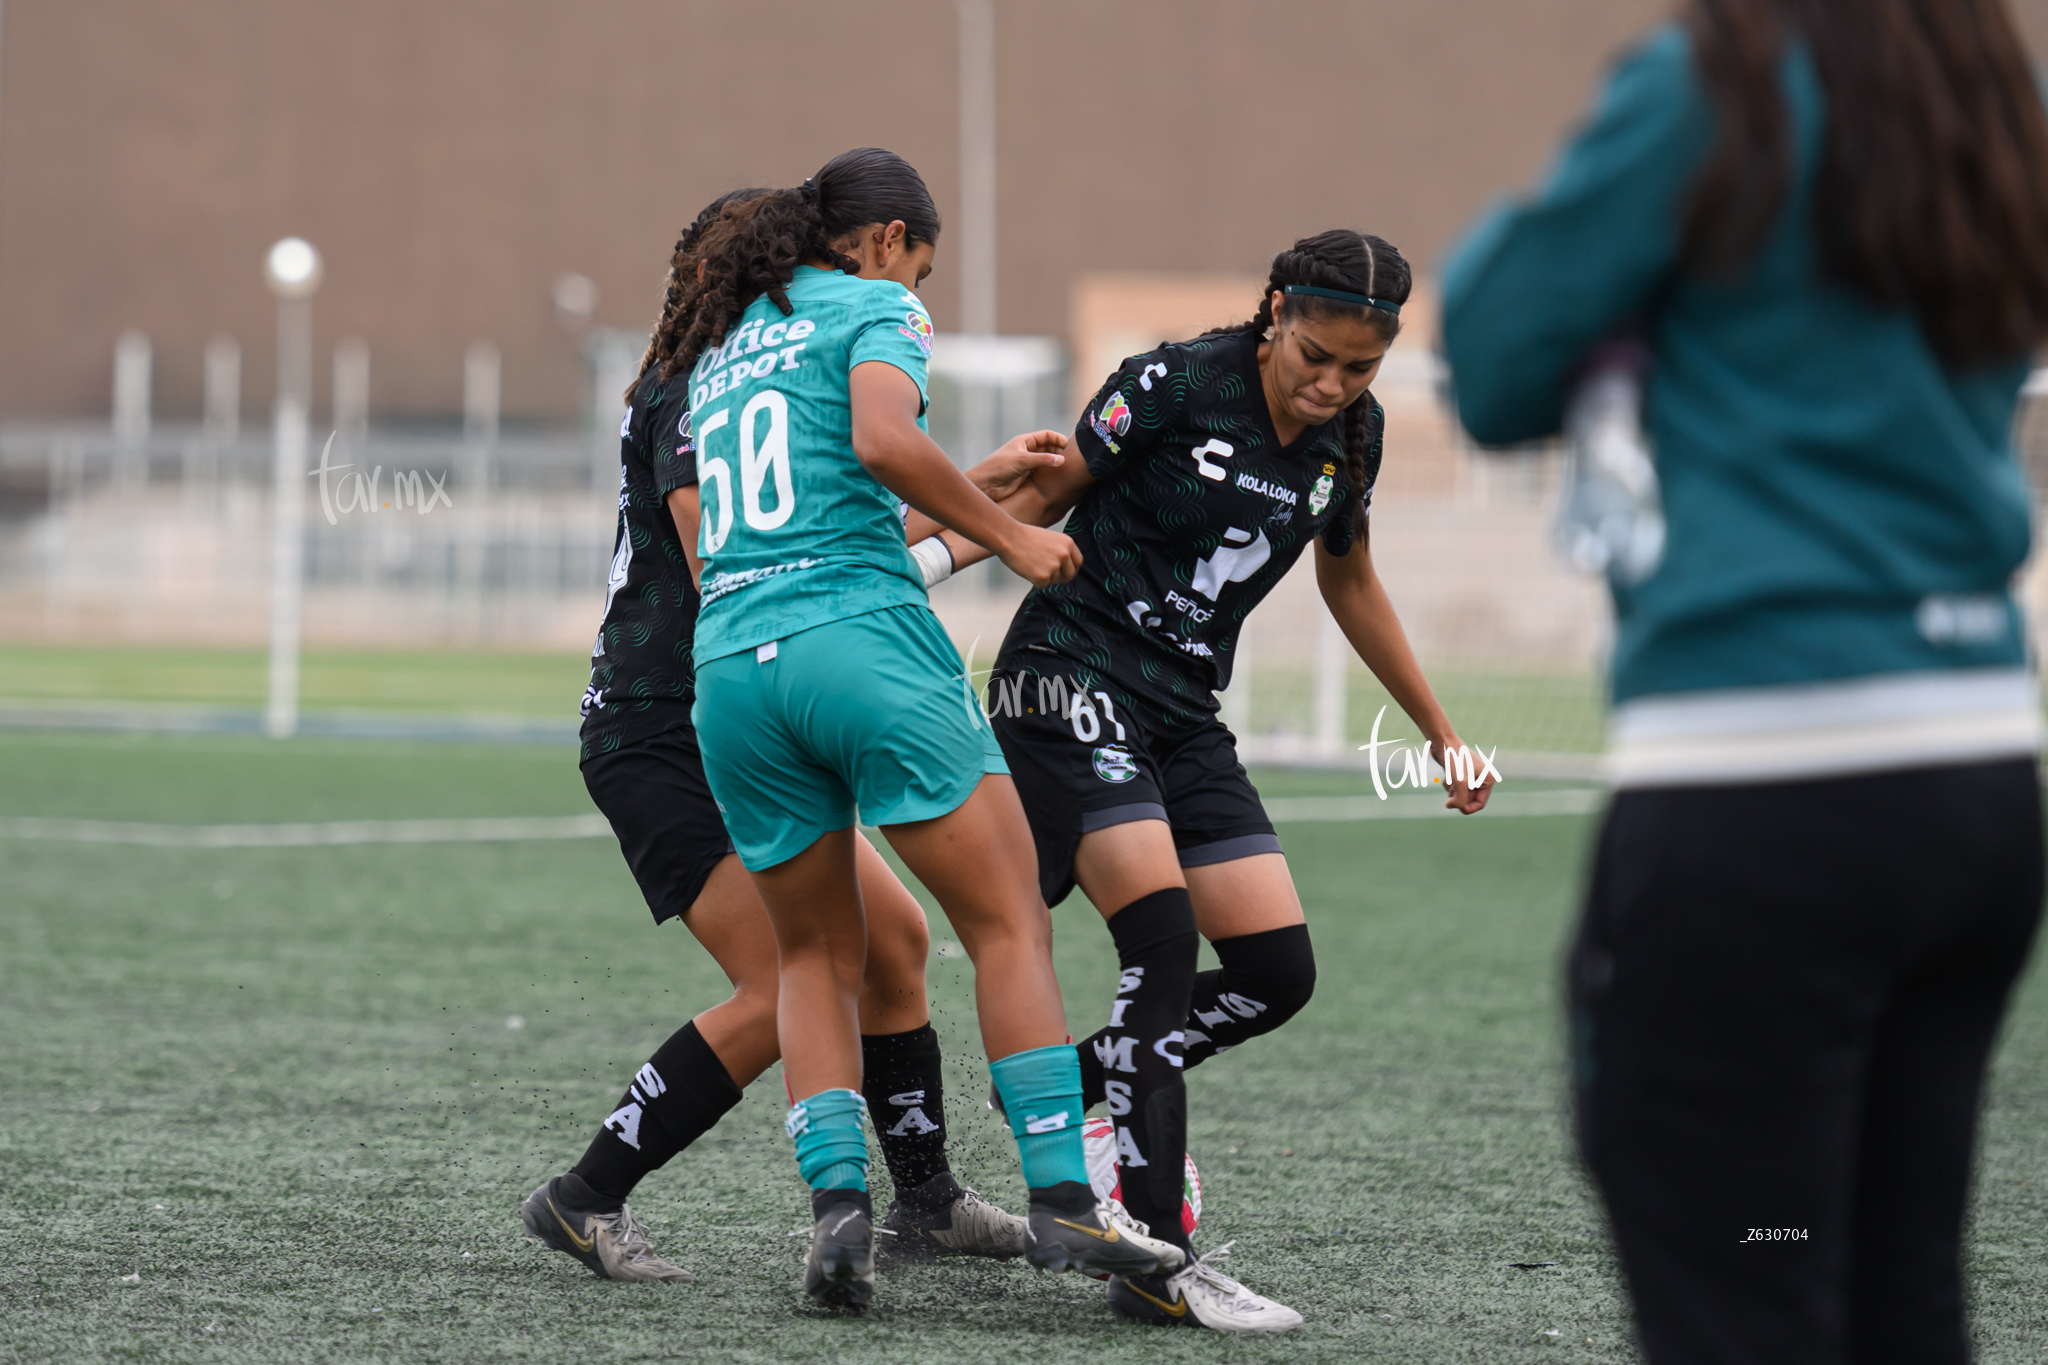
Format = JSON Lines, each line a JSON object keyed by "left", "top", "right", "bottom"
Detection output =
{"left": 1442, "top": 25, "right": 2034, "bottom": 707}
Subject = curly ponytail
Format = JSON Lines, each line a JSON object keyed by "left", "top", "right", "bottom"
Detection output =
{"left": 628, "top": 187, "right": 773, "bottom": 402}
{"left": 660, "top": 147, "right": 941, "bottom": 385}
{"left": 1208, "top": 230, "right": 1410, "bottom": 527}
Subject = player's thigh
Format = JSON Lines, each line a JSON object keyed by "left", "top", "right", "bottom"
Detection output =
{"left": 883, "top": 774, "right": 1048, "bottom": 944}
{"left": 1072, "top": 819, "right": 1184, "bottom": 922}
{"left": 1184, "top": 853, "right": 1304, "bottom": 940}
{"left": 676, "top": 853, "right": 780, "bottom": 997}
{"left": 854, "top": 832, "right": 931, "bottom": 985}
{"left": 990, "top": 660, "right": 1179, "bottom": 913}
{"left": 1157, "top": 719, "right": 1299, "bottom": 938}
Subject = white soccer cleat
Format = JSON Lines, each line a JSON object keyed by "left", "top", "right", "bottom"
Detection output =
{"left": 1107, "top": 1241, "right": 1303, "bottom": 1333}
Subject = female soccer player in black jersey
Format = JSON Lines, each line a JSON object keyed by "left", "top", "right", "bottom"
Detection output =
{"left": 962, "top": 231, "right": 1495, "bottom": 1331}
{"left": 519, "top": 189, "right": 1061, "bottom": 1281}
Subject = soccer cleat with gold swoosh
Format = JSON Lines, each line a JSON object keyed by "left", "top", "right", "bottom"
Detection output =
{"left": 1022, "top": 1181, "right": 1183, "bottom": 1277}
{"left": 518, "top": 1174, "right": 695, "bottom": 1283}
{"left": 1107, "top": 1242, "right": 1303, "bottom": 1332}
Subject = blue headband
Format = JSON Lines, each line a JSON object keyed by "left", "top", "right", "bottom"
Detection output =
{"left": 1282, "top": 284, "right": 1401, "bottom": 317}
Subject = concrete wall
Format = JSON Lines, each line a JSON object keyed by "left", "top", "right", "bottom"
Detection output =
{"left": 3, "top": 0, "right": 2046, "bottom": 424}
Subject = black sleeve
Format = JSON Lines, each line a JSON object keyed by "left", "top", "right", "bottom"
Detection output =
{"left": 1321, "top": 395, "right": 1386, "bottom": 557}
{"left": 650, "top": 383, "right": 699, "bottom": 494}
{"left": 1071, "top": 342, "right": 1184, "bottom": 483}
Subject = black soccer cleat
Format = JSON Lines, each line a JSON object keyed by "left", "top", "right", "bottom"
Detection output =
{"left": 1107, "top": 1270, "right": 1197, "bottom": 1326}
{"left": 802, "top": 1191, "right": 876, "bottom": 1311}
{"left": 1023, "top": 1181, "right": 1170, "bottom": 1278}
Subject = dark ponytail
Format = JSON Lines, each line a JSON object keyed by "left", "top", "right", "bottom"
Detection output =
{"left": 661, "top": 148, "right": 941, "bottom": 383}
{"left": 631, "top": 187, "right": 773, "bottom": 401}
{"left": 1212, "top": 230, "right": 1410, "bottom": 529}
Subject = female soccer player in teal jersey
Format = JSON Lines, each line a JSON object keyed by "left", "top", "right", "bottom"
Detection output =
{"left": 518, "top": 189, "right": 1067, "bottom": 1283}
{"left": 666, "top": 149, "right": 1181, "bottom": 1310}
{"left": 952, "top": 232, "right": 1494, "bottom": 1332}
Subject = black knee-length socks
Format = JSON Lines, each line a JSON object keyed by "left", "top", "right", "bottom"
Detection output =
{"left": 1092, "top": 887, "right": 1200, "bottom": 1251}
{"left": 1078, "top": 922, "right": 1317, "bottom": 1108}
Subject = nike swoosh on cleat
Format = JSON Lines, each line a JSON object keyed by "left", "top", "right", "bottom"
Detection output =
{"left": 1051, "top": 1217, "right": 1120, "bottom": 1244}
{"left": 1121, "top": 1280, "right": 1189, "bottom": 1319}
{"left": 547, "top": 1198, "right": 596, "bottom": 1253}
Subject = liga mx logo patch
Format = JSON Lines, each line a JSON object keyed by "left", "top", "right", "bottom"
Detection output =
{"left": 898, "top": 310, "right": 933, "bottom": 357}
{"left": 1093, "top": 745, "right": 1137, "bottom": 783}
{"left": 1093, "top": 391, "right": 1133, "bottom": 438}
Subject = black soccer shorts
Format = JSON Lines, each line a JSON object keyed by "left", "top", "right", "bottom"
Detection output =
{"left": 988, "top": 669, "right": 1281, "bottom": 908}
{"left": 579, "top": 723, "right": 737, "bottom": 925}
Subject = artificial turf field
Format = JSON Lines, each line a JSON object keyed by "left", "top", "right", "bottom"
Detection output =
{"left": 3, "top": 729, "right": 2046, "bottom": 1363}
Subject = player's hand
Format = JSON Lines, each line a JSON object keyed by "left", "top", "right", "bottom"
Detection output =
{"left": 1434, "top": 731, "right": 1496, "bottom": 814}
{"left": 969, "top": 431, "right": 1069, "bottom": 504}
{"left": 995, "top": 523, "right": 1082, "bottom": 588}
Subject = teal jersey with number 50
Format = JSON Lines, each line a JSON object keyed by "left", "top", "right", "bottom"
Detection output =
{"left": 688, "top": 266, "right": 935, "bottom": 665}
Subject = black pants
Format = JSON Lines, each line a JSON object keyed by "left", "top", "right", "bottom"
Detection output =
{"left": 1570, "top": 758, "right": 2043, "bottom": 1365}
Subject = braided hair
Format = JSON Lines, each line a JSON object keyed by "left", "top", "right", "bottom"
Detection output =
{"left": 1211, "top": 230, "right": 1410, "bottom": 531}
{"left": 627, "top": 187, "right": 773, "bottom": 401}
{"left": 660, "top": 147, "right": 941, "bottom": 385}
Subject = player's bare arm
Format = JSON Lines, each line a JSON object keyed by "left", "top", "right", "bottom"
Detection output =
{"left": 1313, "top": 526, "right": 1492, "bottom": 814}
{"left": 933, "top": 445, "right": 1098, "bottom": 573}
{"left": 665, "top": 485, "right": 704, "bottom": 589}
{"left": 901, "top": 430, "right": 1068, "bottom": 545}
{"left": 848, "top": 360, "right": 1080, "bottom": 588}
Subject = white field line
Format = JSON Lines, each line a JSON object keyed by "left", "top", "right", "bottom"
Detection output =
{"left": 1261, "top": 789, "right": 1602, "bottom": 822}
{"left": 0, "top": 790, "right": 1599, "bottom": 848}
{"left": 0, "top": 814, "right": 613, "bottom": 847}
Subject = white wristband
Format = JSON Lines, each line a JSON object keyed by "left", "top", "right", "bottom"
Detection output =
{"left": 908, "top": 536, "right": 955, "bottom": 589}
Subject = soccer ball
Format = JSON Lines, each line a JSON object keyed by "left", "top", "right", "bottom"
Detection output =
{"left": 1081, "top": 1115, "right": 1202, "bottom": 1234}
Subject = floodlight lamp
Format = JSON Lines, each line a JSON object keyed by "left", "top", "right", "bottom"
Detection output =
{"left": 265, "top": 238, "right": 324, "bottom": 298}
{"left": 554, "top": 272, "right": 599, "bottom": 320}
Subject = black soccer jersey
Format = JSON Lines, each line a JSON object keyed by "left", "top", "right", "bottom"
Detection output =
{"left": 998, "top": 328, "right": 1384, "bottom": 728}
{"left": 578, "top": 370, "right": 703, "bottom": 762}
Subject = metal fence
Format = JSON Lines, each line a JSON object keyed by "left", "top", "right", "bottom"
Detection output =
{"left": 4, "top": 365, "right": 2045, "bottom": 775}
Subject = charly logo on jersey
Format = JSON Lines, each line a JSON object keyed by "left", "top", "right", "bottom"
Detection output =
{"left": 1093, "top": 744, "right": 1138, "bottom": 783}
{"left": 1308, "top": 462, "right": 1336, "bottom": 515}
{"left": 898, "top": 309, "right": 933, "bottom": 357}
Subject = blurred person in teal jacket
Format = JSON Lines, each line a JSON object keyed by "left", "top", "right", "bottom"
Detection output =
{"left": 1443, "top": 1, "right": 2048, "bottom": 1361}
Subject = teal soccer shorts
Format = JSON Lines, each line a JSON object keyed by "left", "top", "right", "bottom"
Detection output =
{"left": 692, "top": 603, "right": 1007, "bottom": 870}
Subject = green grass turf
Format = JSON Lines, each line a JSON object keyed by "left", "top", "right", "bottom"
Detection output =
{"left": 1, "top": 732, "right": 2044, "bottom": 1362}
{"left": 0, "top": 642, "right": 1602, "bottom": 754}
{"left": 1243, "top": 664, "right": 1608, "bottom": 756}
{"left": 0, "top": 645, "right": 589, "bottom": 717}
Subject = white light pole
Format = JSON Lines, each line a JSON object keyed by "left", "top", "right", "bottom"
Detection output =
{"left": 956, "top": 0, "right": 997, "bottom": 337}
{"left": 263, "top": 236, "right": 322, "bottom": 739}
